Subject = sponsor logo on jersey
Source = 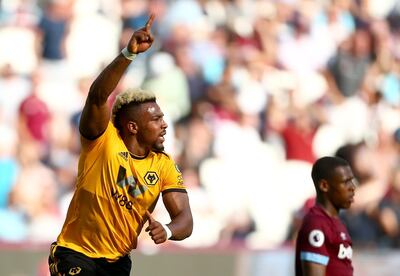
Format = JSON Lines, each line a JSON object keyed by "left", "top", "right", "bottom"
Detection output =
{"left": 308, "top": 229, "right": 325, "bottom": 247}
{"left": 116, "top": 166, "right": 148, "bottom": 198}
{"left": 338, "top": 244, "right": 353, "bottom": 260}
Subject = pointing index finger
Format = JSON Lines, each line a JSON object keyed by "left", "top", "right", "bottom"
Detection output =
{"left": 145, "top": 14, "right": 155, "bottom": 32}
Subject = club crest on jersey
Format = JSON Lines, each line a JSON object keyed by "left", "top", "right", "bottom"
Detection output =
{"left": 68, "top": 267, "right": 82, "bottom": 275}
{"left": 118, "top": 152, "right": 129, "bottom": 161}
{"left": 340, "top": 232, "right": 347, "bottom": 240}
{"left": 144, "top": 171, "right": 159, "bottom": 186}
{"left": 308, "top": 229, "right": 325, "bottom": 247}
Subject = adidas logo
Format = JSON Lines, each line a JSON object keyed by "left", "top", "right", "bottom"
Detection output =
{"left": 118, "top": 152, "right": 129, "bottom": 161}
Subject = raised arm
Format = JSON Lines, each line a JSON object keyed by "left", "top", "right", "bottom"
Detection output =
{"left": 79, "top": 14, "right": 155, "bottom": 139}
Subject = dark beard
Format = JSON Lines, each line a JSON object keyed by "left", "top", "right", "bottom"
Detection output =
{"left": 152, "top": 144, "right": 164, "bottom": 152}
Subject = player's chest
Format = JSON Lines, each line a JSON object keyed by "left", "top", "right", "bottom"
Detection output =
{"left": 111, "top": 151, "right": 161, "bottom": 186}
{"left": 328, "top": 228, "right": 353, "bottom": 261}
{"left": 107, "top": 152, "right": 162, "bottom": 210}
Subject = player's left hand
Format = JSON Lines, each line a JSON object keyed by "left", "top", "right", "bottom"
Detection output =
{"left": 145, "top": 210, "right": 168, "bottom": 244}
{"left": 126, "top": 14, "right": 155, "bottom": 54}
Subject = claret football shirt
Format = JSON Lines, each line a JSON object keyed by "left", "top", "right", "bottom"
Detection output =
{"left": 295, "top": 204, "right": 353, "bottom": 276}
{"left": 57, "top": 122, "right": 186, "bottom": 261}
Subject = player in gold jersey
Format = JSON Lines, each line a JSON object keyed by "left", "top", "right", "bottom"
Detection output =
{"left": 48, "top": 14, "right": 193, "bottom": 276}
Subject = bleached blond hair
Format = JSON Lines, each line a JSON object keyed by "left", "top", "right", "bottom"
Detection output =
{"left": 111, "top": 88, "right": 156, "bottom": 123}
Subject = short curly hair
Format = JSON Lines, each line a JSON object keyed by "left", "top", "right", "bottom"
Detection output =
{"left": 111, "top": 88, "right": 156, "bottom": 124}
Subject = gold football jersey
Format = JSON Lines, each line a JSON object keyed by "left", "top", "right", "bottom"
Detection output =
{"left": 56, "top": 122, "right": 186, "bottom": 261}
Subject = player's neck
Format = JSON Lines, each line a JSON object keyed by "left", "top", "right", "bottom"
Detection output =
{"left": 129, "top": 151, "right": 147, "bottom": 158}
{"left": 316, "top": 201, "right": 339, "bottom": 218}
{"left": 123, "top": 138, "right": 149, "bottom": 158}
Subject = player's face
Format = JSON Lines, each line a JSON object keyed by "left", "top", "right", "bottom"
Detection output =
{"left": 136, "top": 102, "right": 168, "bottom": 151}
{"left": 328, "top": 165, "right": 357, "bottom": 210}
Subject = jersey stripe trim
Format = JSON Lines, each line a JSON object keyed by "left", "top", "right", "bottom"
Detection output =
{"left": 80, "top": 127, "right": 108, "bottom": 140}
{"left": 162, "top": 188, "right": 187, "bottom": 194}
{"left": 300, "top": 251, "right": 329, "bottom": 265}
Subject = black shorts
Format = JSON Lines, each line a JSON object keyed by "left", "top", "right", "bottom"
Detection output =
{"left": 48, "top": 242, "right": 132, "bottom": 276}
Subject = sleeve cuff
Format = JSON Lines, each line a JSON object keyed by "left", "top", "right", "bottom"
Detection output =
{"left": 300, "top": 251, "right": 329, "bottom": 265}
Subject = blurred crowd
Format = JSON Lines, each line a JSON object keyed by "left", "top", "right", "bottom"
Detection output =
{"left": 0, "top": 0, "right": 399, "bottom": 251}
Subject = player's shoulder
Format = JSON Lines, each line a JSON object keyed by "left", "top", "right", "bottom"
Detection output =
{"left": 150, "top": 150, "right": 178, "bottom": 166}
{"left": 152, "top": 150, "right": 172, "bottom": 159}
{"left": 81, "top": 121, "right": 121, "bottom": 148}
{"left": 298, "top": 216, "right": 329, "bottom": 246}
{"left": 302, "top": 206, "right": 330, "bottom": 229}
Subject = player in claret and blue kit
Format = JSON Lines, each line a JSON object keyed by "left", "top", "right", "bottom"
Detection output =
{"left": 295, "top": 156, "right": 357, "bottom": 276}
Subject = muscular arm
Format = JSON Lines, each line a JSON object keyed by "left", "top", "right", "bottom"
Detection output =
{"left": 79, "top": 55, "right": 131, "bottom": 139}
{"left": 162, "top": 191, "right": 193, "bottom": 240}
{"left": 301, "top": 261, "right": 326, "bottom": 276}
{"left": 79, "top": 14, "right": 155, "bottom": 139}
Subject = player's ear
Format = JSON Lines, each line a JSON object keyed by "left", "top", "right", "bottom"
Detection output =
{"left": 127, "top": 121, "right": 138, "bottom": 134}
{"left": 319, "top": 179, "right": 329, "bottom": 193}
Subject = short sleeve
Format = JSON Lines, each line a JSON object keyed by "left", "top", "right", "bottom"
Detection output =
{"left": 160, "top": 156, "right": 186, "bottom": 192}
{"left": 298, "top": 217, "right": 330, "bottom": 265}
{"left": 80, "top": 121, "right": 114, "bottom": 150}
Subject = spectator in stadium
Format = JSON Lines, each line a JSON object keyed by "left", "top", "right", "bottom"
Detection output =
{"left": 376, "top": 165, "right": 400, "bottom": 248}
{"left": 48, "top": 14, "right": 193, "bottom": 276}
{"left": 17, "top": 70, "right": 51, "bottom": 159}
{"left": 279, "top": 103, "right": 319, "bottom": 164}
{"left": 336, "top": 142, "right": 383, "bottom": 248}
{"left": 36, "top": 0, "right": 72, "bottom": 61}
{"left": 295, "top": 156, "right": 356, "bottom": 276}
{"left": 395, "top": 128, "right": 400, "bottom": 164}
{"left": 325, "top": 27, "right": 372, "bottom": 100}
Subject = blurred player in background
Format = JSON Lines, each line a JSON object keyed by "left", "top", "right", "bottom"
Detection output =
{"left": 295, "top": 156, "right": 356, "bottom": 276}
{"left": 48, "top": 14, "right": 193, "bottom": 276}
